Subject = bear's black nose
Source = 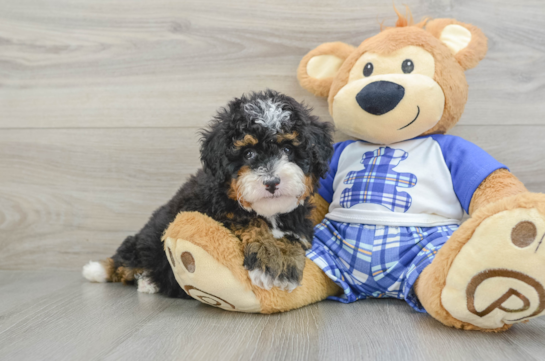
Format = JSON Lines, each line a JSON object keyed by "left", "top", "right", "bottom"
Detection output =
{"left": 356, "top": 81, "right": 405, "bottom": 115}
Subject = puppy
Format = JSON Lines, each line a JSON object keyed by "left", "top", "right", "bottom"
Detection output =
{"left": 83, "top": 90, "right": 333, "bottom": 297}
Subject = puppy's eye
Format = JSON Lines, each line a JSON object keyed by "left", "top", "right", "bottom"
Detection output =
{"left": 402, "top": 59, "right": 414, "bottom": 74}
{"left": 363, "top": 63, "right": 373, "bottom": 77}
{"left": 282, "top": 146, "right": 292, "bottom": 155}
{"left": 244, "top": 149, "right": 257, "bottom": 160}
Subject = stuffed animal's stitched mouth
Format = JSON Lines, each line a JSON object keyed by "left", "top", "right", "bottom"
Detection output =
{"left": 534, "top": 233, "right": 545, "bottom": 253}
{"left": 398, "top": 106, "right": 420, "bottom": 130}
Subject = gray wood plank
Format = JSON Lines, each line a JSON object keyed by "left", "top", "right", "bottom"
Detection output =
{"left": 103, "top": 302, "right": 320, "bottom": 361}
{"left": 0, "top": 128, "right": 200, "bottom": 270}
{"left": 0, "top": 270, "right": 77, "bottom": 316}
{"left": 1, "top": 270, "right": 540, "bottom": 361}
{"left": 503, "top": 321, "right": 545, "bottom": 361}
{"left": 0, "top": 271, "right": 176, "bottom": 361}
{"left": 450, "top": 0, "right": 545, "bottom": 126}
{"left": 314, "top": 299, "right": 541, "bottom": 361}
{"left": 0, "top": 0, "right": 543, "bottom": 129}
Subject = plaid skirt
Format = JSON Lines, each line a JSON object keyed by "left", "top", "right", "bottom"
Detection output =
{"left": 306, "top": 219, "right": 459, "bottom": 312}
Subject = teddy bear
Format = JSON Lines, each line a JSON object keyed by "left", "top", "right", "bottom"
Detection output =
{"left": 163, "top": 11, "right": 545, "bottom": 332}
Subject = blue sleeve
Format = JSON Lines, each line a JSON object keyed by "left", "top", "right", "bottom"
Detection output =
{"left": 431, "top": 134, "right": 508, "bottom": 213}
{"left": 317, "top": 140, "right": 355, "bottom": 203}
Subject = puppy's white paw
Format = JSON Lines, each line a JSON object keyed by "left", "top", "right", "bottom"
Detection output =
{"left": 248, "top": 269, "right": 299, "bottom": 292}
{"left": 273, "top": 278, "right": 299, "bottom": 293}
{"left": 248, "top": 269, "right": 275, "bottom": 290}
{"left": 82, "top": 261, "right": 108, "bottom": 283}
{"left": 137, "top": 276, "right": 159, "bottom": 294}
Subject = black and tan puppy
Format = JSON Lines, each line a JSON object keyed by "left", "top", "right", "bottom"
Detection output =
{"left": 83, "top": 90, "right": 333, "bottom": 297}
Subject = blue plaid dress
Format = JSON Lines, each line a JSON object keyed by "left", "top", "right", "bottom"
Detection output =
{"left": 306, "top": 219, "right": 458, "bottom": 312}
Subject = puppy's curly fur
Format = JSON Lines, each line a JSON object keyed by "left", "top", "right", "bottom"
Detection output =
{"left": 83, "top": 90, "right": 334, "bottom": 297}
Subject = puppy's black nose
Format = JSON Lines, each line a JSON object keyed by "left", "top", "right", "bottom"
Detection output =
{"left": 264, "top": 177, "right": 280, "bottom": 194}
{"left": 356, "top": 81, "right": 405, "bottom": 115}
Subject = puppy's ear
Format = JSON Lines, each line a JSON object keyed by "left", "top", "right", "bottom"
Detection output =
{"left": 426, "top": 19, "right": 487, "bottom": 70}
{"left": 297, "top": 42, "right": 355, "bottom": 97}
{"left": 200, "top": 119, "right": 231, "bottom": 183}
{"left": 304, "top": 118, "right": 334, "bottom": 180}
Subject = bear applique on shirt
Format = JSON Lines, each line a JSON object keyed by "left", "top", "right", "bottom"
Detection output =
{"left": 318, "top": 135, "right": 507, "bottom": 227}
{"left": 340, "top": 147, "right": 417, "bottom": 212}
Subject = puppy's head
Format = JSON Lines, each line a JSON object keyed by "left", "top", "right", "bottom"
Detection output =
{"left": 200, "top": 90, "right": 333, "bottom": 218}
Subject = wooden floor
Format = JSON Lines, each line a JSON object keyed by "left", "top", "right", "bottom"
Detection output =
{"left": 1, "top": 0, "right": 545, "bottom": 359}
{"left": 1, "top": 270, "right": 545, "bottom": 361}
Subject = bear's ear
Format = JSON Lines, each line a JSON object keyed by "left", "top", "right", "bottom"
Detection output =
{"left": 426, "top": 19, "right": 488, "bottom": 70}
{"left": 297, "top": 42, "right": 355, "bottom": 97}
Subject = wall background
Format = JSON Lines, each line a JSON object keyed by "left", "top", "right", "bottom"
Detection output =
{"left": 1, "top": 0, "right": 544, "bottom": 270}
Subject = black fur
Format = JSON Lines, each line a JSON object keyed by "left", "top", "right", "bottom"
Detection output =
{"left": 109, "top": 90, "right": 334, "bottom": 297}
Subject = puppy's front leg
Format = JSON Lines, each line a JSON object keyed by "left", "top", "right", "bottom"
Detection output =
{"left": 235, "top": 220, "right": 306, "bottom": 292}
{"left": 243, "top": 237, "right": 284, "bottom": 291}
{"left": 270, "top": 240, "right": 306, "bottom": 292}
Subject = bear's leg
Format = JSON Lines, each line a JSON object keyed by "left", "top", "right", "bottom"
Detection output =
{"left": 415, "top": 193, "right": 545, "bottom": 331}
{"left": 163, "top": 211, "right": 341, "bottom": 313}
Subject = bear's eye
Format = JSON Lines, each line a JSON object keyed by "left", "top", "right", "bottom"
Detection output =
{"left": 244, "top": 149, "right": 257, "bottom": 160}
{"left": 363, "top": 63, "right": 373, "bottom": 77}
{"left": 402, "top": 59, "right": 414, "bottom": 74}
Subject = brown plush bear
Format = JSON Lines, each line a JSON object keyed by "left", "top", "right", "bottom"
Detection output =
{"left": 164, "top": 11, "right": 545, "bottom": 331}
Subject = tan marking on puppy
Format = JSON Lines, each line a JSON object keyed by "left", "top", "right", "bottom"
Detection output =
{"left": 309, "top": 193, "right": 330, "bottom": 226}
{"left": 298, "top": 174, "right": 316, "bottom": 203}
{"left": 276, "top": 131, "right": 300, "bottom": 145}
{"left": 228, "top": 166, "right": 253, "bottom": 210}
{"left": 101, "top": 258, "right": 144, "bottom": 284}
{"left": 230, "top": 219, "right": 270, "bottom": 244}
{"left": 234, "top": 134, "right": 258, "bottom": 148}
{"left": 100, "top": 258, "right": 116, "bottom": 281}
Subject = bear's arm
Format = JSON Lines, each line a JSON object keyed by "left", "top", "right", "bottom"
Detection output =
{"left": 468, "top": 168, "right": 528, "bottom": 215}
{"left": 431, "top": 134, "right": 522, "bottom": 215}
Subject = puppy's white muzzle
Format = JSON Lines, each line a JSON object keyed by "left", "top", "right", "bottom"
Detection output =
{"left": 236, "top": 157, "right": 307, "bottom": 217}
